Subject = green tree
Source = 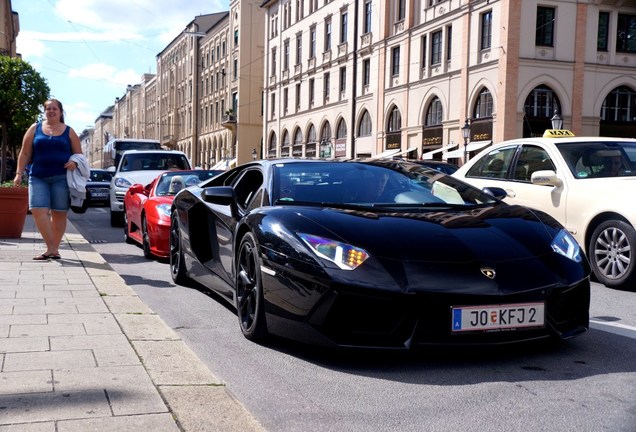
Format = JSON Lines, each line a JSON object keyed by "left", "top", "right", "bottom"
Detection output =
{"left": 0, "top": 56, "right": 50, "bottom": 182}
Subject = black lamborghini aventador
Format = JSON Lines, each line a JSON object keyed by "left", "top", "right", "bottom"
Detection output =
{"left": 169, "top": 158, "right": 590, "bottom": 349}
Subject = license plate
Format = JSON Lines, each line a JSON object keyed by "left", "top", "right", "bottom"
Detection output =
{"left": 91, "top": 192, "right": 108, "bottom": 198}
{"left": 451, "top": 302, "right": 545, "bottom": 332}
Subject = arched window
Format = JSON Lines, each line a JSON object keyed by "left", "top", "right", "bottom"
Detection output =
{"left": 321, "top": 122, "right": 332, "bottom": 141}
{"left": 336, "top": 119, "right": 347, "bottom": 138}
{"left": 268, "top": 133, "right": 277, "bottom": 151}
{"left": 358, "top": 110, "right": 372, "bottom": 137}
{"left": 473, "top": 88, "right": 493, "bottom": 119}
{"left": 307, "top": 124, "right": 316, "bottom": 143}
{"left": 523, "top": 85, "right": 560, "bottom": 137}
{"left": 281, "top": 130, "right": 290, "bottom": 157}
{"left": 388, "top": 106, "right": 401, "bottom": 132}
{"left": 425, "top": 97, "right": 442, "bottom": 126}
{"left": 601, "top": 86, "right": 636, "bottom": 122}
{"left": 293, "top": 128, "right": 303, "bottom": 145}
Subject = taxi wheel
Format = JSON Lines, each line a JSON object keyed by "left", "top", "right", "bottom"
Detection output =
{"left": 589, "top": 220, "right": 636, "bottom": 291}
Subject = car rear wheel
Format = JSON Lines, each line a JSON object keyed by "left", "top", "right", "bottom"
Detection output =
{"left": 589, "top": 220, "right": 636, "bottom": 291}
{"left": 236, "top": 232, "right": 267, "bottom": 342}
{"left": 169, "top": 210, "right": 190, "bottom": 285}
{"left": 142, "top": 217, "right": 152, "bottom": 259}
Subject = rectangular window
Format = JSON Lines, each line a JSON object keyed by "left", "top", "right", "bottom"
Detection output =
{"left": 364, "top": 0, "right": 372, "bottom": 34}
{"left": 296, "top": 83, "right": 301, "bottom": 111}
{"left": 536, "top": 6, "right": 555, "bottom": 47}
{"left": 363, "top": 58, "right": 370, "bottom": 86}
{"left": 296, "top": 0, "right": 304, "bottom": 21}
{"left": 283, "top": 87, "right": 289, "bottom": 113}
{"left": 340, "top": 12, "right": 348, "bottom": 44}
{"left": 431, "top": 31, "right": 442, "bottom": 65}
{"left": 597, "top": 12, "right": 609, "bottom": 51}
{"left": 617, "top": 14, "right": 636, "bottom": 53}
{"left": 296, "top": 34, "right": 302, "bottom": 65}
{"left": 339, "top": 66, "right": 346, "bottom": 93}
{"left": 309, "top": 0, "right": 317, "bottom": 14}
{"left": 481, "top": 11, "right": 492, "bottom": 50}
{"left": 233, "top": 58, "right": 238, "bottom": 80}
{"left": 397, "top": 0, "right": 406, "bottom": 21}
{"left": 310, "top": 27, "right": 316, "bottom": 58}
{"left": 234, "top": 29, "right": 239, "bottom": 47}
{"left": 446, "top": 26, "right": 452, "bottom": 61}
{"left": 421, "top": 35, "right": 427, "bottom": 67}
{"left": 271, "top": 48, "right": 277, "bottom": 75}
{"left": 270, "top": 93, "right": 276, "bottom": 118}
{"left": 325, "top": 19, "right": 332, "bottom": 51}
{"left": 323, "top": 72, "right": 330, "bottom": 102}
{"left": 391, "top": 46, "right": 400, "bottom": 76}
{"left": 309, "top": 78, "right": 315, "bottom": 105}
{"left": 283, "top": 40, "right": 290, "bottom": 70}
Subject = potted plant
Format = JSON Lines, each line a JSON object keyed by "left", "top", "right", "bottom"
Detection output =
{"left": 0, "top": 181, "right": 28, "bottom": 238}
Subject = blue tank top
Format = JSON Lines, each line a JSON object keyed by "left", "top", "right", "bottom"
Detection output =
{"left": 30, "top": 122, "right": 72, "bottom": 178}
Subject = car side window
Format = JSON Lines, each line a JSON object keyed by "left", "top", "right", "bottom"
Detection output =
{"left": 465, "top": 146, "right": 517, "bottom": 179}
{"left": 512, "top": 146, "right": 555, "bottom": 182}
{"left": 233, "top": 169, "right": 264, "bottom": 210}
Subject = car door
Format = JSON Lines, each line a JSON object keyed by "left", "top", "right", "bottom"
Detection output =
{"left": 462, "top": 144, "right": 568, "bottom": 227}
{"left": 211, "top": 167, "right": 265, "bottom": 288}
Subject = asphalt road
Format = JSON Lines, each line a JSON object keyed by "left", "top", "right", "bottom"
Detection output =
{"left": 70, "top": 207, "right": 636, "bottom": 432}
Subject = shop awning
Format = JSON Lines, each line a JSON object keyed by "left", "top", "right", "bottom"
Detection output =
{"left": 370, "top": 149, "right": 401, "bottom": 159}
{"left": 211, "top": 158, "right": 237, "bottom": 170}
{"left": 443, "top": 141, "right": 492, "bottom": 159}
{"left": 422, "top": 143, "right": 458, "bottom": 160}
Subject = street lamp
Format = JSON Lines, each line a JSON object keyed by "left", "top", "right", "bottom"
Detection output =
{"left": 251, "top": 148, "right": 257, "bottom": 160}
{"left": 461, "top": 118, "right": 471, "bottom": 164}
{"left": 551, "top": 109, "right": 563, "bottom": 130}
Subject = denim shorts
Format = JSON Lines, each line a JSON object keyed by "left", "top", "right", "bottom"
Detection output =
{"left": 28, "top": 174, "right": 70, "bottom": 211}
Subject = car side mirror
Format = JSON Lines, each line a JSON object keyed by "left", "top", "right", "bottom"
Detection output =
{"left": 129, "top": 184, "right": 145, "bottom": 195}
{"left": 531, "top": 170, "right": 562, "bottom": 187}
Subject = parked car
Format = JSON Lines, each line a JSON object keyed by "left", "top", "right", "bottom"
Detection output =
{"left": 85, "top": 169, "right": 112, "bottom": 206}
{"left": 453, "top": 132, "right": 636, "bottom": 291}
{"left": 109, "top": 150, "right": 191, "bottom": 226}
{"left": 169, "top": 158, "right": 590, "bottom": 349}
{"left": 123, "top": 169, "right": 223, "bottom": 259}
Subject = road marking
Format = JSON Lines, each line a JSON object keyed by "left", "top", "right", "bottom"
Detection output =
{"left": 590, "top": 319, "right": 636, "bottom": 339}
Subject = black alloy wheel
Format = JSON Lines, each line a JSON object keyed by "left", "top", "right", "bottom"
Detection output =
{"left": 589, "top": 219, "right": 636, "bottom": 291}
{"left": 236, "top": 232, "right": 267, "bottom": 342}
{"left": 169, "top": 210, "right": 189, "bottom": 285}
{"left": 142, "top": 216, "right": 152, "bottom": 259}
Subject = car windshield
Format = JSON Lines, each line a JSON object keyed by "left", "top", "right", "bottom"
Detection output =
{"left": 120, "top": 153, "right": 190, "bottom": 172}
{"left": 556, "top": 141, "right": 636, "bottom": 179}
{"left": 90, "top": 170, "right": 112, "bottom": 182}
{"left": 155, "top": 170, "right": 221, "bottom": 196}
{"left": 272, "top": 161, "right": 499, "bottom": 208}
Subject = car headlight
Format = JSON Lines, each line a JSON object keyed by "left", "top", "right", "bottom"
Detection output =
{"left": 156, "top": 203, "right": 172, "bottom": 217}
{"left": 298, "top": 233, "right": 370, "bottom": 270}
{"left": 551, "top": 229, "right": 582, "bottom": 262}
{"left": 114, "top": 177, "right": 132, "bottom": 188}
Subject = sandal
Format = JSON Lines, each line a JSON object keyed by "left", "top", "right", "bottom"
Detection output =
{"left": 32, "top": 253, "right": 62, "bottom": 261}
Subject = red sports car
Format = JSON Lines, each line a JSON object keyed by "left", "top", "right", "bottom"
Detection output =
{"left": 123, "top": 170, "right": 222, "bottom": 259}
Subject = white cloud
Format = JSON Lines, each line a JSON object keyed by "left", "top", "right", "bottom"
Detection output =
{"left": 68, "top": 63, "right": 142, "bottom": 88}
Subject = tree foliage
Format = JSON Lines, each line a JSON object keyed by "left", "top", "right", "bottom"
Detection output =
{"left": 0, "top": 56, "right": 50, "bottom": 181}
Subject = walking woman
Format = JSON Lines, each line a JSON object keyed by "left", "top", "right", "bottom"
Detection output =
{"left": 13, "top": 98, "right": 82, "bottom": 260}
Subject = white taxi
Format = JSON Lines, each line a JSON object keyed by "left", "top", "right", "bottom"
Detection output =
{"left": 453, "top": 130, "right": 636, "bottom": 291}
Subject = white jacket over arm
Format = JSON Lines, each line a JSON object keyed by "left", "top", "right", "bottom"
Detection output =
{"left": 67, "top": 154, "right": 91, "bottom": 207}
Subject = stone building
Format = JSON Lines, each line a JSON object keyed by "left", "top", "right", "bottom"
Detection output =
{"left": 260, "top": 0, "right": 636, "bottom": 164}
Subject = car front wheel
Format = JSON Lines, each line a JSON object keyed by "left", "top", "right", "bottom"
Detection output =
{"left": 142, "top": 217, "right": 152, "bottom": 259}
{"left": 589, "top": 220, "right": 636, "bottom": 291}
{"left": 236, "top": 232, "right": 268, "bottom": 342}
{"left": 169, "top": 210, "right": 190, "bottom": 285}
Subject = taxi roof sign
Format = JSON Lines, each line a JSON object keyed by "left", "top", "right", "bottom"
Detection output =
{"left": 543, "top": 129, "right": 575, "bottom": 138}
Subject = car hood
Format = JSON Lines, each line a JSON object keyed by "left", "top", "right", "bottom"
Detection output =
{"left": 115, "top": 170, "right": 165, "bottom": 186}
{"left": 257, "top": 204, "right": 586, "bottom": 294}
{"left": 86, "top": 181, "right": 110, "bottom": 187}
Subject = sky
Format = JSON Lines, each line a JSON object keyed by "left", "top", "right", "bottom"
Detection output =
{"left": 13, "top": 0, "right": 229, "bottom": 131}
